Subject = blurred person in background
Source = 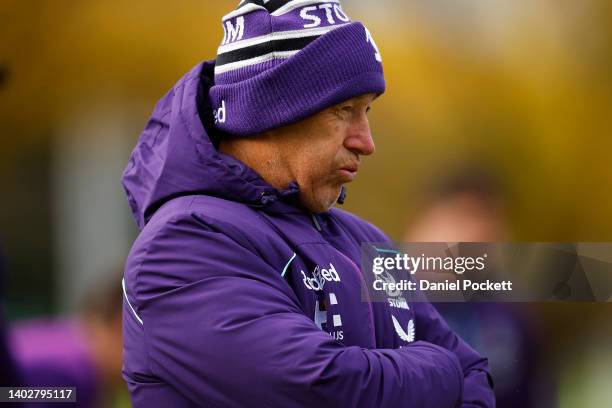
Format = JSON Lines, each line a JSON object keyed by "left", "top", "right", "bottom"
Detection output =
{"left": 405, "top": 167, "right": 508, "bottom": 243}
{"left": 404, "top": 166, "right": 552, "bottom": 407}
{"left": 8, "top": 269, "right": 125, "bottom": 407}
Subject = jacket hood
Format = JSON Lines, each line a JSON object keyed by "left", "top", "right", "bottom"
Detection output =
{"left": 122, "top": 61, "right": 300, "bottom": 229}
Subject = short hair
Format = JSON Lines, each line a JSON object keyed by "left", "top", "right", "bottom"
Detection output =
{"left": 427, "top": 166, "right": 504, "bottom": 207}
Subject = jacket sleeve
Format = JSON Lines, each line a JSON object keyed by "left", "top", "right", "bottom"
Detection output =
{"left": 412, "top": 301, "right": 496, "bottom": 408}
{"left": 132, "top": 215, "right": 465, "bottom": 408}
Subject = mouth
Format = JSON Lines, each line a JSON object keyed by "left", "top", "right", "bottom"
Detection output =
{"left": 337, "top": 164, "right": 359, "bottom": 182}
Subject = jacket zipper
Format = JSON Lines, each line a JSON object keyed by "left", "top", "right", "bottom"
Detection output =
{"left": 311, "top": 214, "right": 322, "bottom": 231}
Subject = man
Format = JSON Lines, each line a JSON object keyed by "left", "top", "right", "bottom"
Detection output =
{"left": 122, "top": 1, "right": 494, "bottom": 407}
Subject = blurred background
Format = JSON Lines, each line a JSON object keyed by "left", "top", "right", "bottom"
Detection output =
{"left": 1, "top": 0, "right": 610, "bottom": 406}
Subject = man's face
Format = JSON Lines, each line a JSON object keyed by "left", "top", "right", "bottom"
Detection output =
{"left": 267, "top": 93, "right": 377, "bottom": 213}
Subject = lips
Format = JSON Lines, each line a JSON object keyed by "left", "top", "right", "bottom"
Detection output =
{"left": 341, "top": 163, "right": 359, "bottom": 173}
{"left": 337, "top": 163, "right": 359, "bottom": 181}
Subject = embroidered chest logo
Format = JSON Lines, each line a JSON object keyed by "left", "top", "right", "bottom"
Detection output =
{"left": 392, "top": 315, "right": 415, "bottom": 344}
{"left": 373, "top": 265, "right": 410, "bottom": 310}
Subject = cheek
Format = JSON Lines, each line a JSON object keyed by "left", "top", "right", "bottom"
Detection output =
{"left": 314, "top": 156, "right": 340, "bottom": 186}
{"left": 304, "top": 163, "right": 331, "bottom": 187}
{"left": 300, "top": 147, "right": 336, "bottom": 176}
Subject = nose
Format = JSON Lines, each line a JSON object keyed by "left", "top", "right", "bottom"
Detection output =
{"left": 344, "top": 113, "right": 375, "bottom": 156}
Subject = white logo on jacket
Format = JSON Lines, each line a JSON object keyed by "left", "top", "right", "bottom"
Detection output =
{"left": 392, "top": 315, "right": 415, "bottom": 343}
{"left": 314, "top": 293, "right": 344, "bottom": 341}
{"left": 302, "top": 263, "right": 341, "bottom": 291}
{"left": 374, "top": 270, "right": 410, "bottom": 310}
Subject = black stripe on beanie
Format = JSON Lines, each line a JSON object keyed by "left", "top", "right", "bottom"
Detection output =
{"left": 216, "top": 35, "right": 320, "bottom": 66}
{"left": 237, "top": 0, "right": 293, "bottom": 13}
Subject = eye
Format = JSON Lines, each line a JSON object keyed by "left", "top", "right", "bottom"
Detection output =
{"left": 333, "top": 105, "right": 353, "bottom": 120}
{"left": 366, "top": 106, "right": 372, "bottom": 114}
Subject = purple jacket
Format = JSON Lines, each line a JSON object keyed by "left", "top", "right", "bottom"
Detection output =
{"left": 121, "top": 61, "right": 495, "bottom": 407}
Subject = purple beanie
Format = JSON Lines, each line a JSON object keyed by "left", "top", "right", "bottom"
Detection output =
{"left": 208, "top": 0, "right": 386, "bottom": 136}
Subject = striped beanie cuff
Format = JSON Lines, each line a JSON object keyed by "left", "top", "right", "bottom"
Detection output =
{"left": 208, "top": 0, "right": 386, "bottom": 136}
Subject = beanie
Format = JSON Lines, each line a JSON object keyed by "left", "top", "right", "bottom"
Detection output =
{"left": 208, "top": 0, "right": 385, "bottom": 136}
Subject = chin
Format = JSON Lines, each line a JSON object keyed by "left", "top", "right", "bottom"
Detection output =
{"left": 310, "top": 188, "right": 343, "bottom": 213}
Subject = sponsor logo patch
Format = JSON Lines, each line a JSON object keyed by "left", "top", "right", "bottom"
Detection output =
{"left": 302, "top": 262, "right": 341, "bottom": 291}
{"left": 392, "top": 315, "right": 415, "bottom": 343}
